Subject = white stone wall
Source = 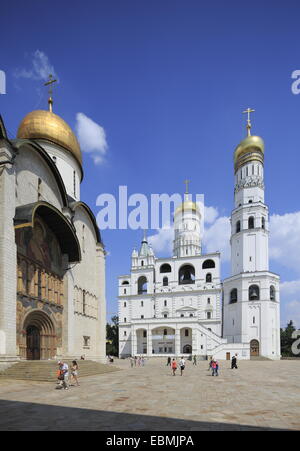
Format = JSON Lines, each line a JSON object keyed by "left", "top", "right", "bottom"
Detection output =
{"left": 0, "top": 142, "right": 17, "bottom": 359}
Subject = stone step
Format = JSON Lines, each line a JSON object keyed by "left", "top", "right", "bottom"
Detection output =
{"left": 0, "top": 360, "right": 120, "bottom": 382}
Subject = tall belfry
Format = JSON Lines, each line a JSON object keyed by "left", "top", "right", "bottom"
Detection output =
{"left": 223, "top": 109, "right": 281, "bottom": 359}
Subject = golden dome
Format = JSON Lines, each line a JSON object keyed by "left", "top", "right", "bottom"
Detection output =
{"left": 234, "top": 135, "right": 264, "bottom": 173}
{"left": 175, "top": 200, "right": 200, "bottom": 216}
{"left": 17, "top": 110, "right": 82, "bottom": 167}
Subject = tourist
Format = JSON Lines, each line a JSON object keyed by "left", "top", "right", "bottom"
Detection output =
{"left": 231, "top": 354, "right": 238, "bottom": 369}
{"left": 130, "top": 357, "right": 134, "bottom": 368}
{"left": 171, "top": 358, "right": 177, "bottom": 376}
{"left": 166, "top": 356, "right": 171, "bottom": 366}
{"left": 134, "top": 356, "right": 137, "bottom": 367}
{"left": 193, "top": 355, "right": 197, "bottom": 366}
{"left": 70, "top": 361, "right": 80, "bottom": 386}
{"left": 208, "top": 356, "right": 213, "bottom": 371}
{"left": 56, "top": 362, "right": 64, "bottom": 388}
{"left": 211, "top": 359, "right": 217, "bottom": 376}
{"left": 216, "top": 360, "right": 219, "bottom": 376}
{"left": 141, "top": 356, "right": 145, "bottom": 366}
{"left": 179, "top": 356, "right": 185, "bottom": 376}
{"left": 58, "top": 360, "right": 69, "bottom": 389}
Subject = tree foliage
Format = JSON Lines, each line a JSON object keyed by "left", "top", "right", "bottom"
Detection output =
{"left": 106, "top": 315, "right": 119, "bottom": 356}
{"left": 280, "top": 320, "right": 297, "bottom": 357}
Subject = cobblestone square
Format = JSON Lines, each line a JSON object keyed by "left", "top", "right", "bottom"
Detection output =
{"left": 0, "top": 359, "right": 299, "bottom": 431}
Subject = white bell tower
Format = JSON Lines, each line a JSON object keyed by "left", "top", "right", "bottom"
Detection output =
{"left": 223, "top": 109, "right": 281, "bottom": 360}
{"left": 173, "top": 181, "right": 202, "bottom": 258}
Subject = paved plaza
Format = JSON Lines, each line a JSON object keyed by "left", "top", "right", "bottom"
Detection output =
{"left": 0, "top": 358, "right": 299, "bottom": 431}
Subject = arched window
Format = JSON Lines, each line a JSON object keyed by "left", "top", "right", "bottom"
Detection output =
{"left": 248, "top": 216, "right": 255, "bottom": 229}
{"left": 202, "top": 259, "right": 215, "bottom": 269}
{"left": 189, "top": 313, "right": 194, "bottom": 317}
{"left": 207, "top": 312, "right": 211, "bottom": 319}
{"left": 270, "top": 285, "right": 276, "bottom": 301}
{"left": 164, "top": 300, "right": 167, "bottom": 307}
{"left": 236, "top": 220, "right": 241, "bottom": 233}
{"left": 160, "top": 263, "right": 171, "bottom": 273}
{"left": 249, "top": 285, "right": 260, "bottom": 301}
{"left": 179, "top": 265, "right": 195, "bottom": 285}
{"left": 163, "top": 277, "right": 168, "bottom": 286}
{"left": 138, "top": 276, "right": 148, "bottom": 294}
{"left": 206, "top": 273, "right": 212, "bottom": 283}
{"left": 230, "top": 288, "right": 238, "bottom": 304}
{"left": 141, "top": 260, "right": 144, "bottom": 266}
{"left": 262, "top": 217, "right": 265, "bottom": 229}
{"left": 122, "top": 281, "right": 129, "bottom": 285}
{"left": 124, "top": 289, "right": 126, "bottom": 294}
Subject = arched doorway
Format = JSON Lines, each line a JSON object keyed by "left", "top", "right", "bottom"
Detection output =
{"left": 250, "top": 339, "right": 260, "bottom": 357}
{"left": 183, "top": 344, "right": 192, "bottom": 354}
{"left": 26, "top": 326, "right": 40, "bottom": 360}
{"left": 23, "top": 310, "right": 57, "bottom": 360}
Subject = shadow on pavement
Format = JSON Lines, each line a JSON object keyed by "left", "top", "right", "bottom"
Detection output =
{"left": 0, "top": 399, "right": 289, "bottom": 431}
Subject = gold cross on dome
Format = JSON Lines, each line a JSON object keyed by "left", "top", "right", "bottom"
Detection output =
{"left": 242, "top": 107, "right": 255, "bottom": 136}
{"left": 44, "top": 74, "right": 57, "bottom": 112}
{"left": 184, "top": 179, "right": 190, "bottom": 195}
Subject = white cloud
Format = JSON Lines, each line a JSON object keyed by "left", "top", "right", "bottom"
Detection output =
{"left": 14, "top": 50, "right": 57, "bottom": 81}
{"left": 148, "top": 226, "right": 174, "bottom": 255}
{"left": 204, "top": 206, "right": 219, "bottom": 224}
{"left": 75, "top": 112, "right": 108, "bottom": 165}
{"left": 280, "top": 280, "right": 300, "bottom": 328}
{"left": 203, "top": 216, "right": 231, "bottom": 260}
{"left": 269, "top": 212, "right": 300, "bottom": 275}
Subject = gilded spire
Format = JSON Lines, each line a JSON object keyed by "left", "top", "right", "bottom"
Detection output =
{"left": 44, "top": 74, "right": 57, "bottom": 113}
{"left": 184, "top": 179, "right": 190, "bottom": 201}
{"left": 243, "top": 107, "right": 255, "bottom": 137}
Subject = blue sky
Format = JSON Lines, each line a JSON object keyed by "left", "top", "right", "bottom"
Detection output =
{"left": 1, "top": 0, "right": 300, "bottom": 326}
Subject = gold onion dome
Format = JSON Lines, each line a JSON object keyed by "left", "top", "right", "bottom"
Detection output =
{"left": 17, "top": 109, "right": 82, "bottom": 167}
{"left": 175, "top": 200, "right": 200, "bottom": 216}
{"left": 234, "top": 135, "right": 264, "bottom": 173}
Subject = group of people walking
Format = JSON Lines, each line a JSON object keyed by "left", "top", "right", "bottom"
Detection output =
{"left": 167, "top": 353, "right": 239, "bottom": 377}
{"left": 130, "top": 356, "right": 146, "bottom": 367}
{"left": 56, "top": 360, "right": 79, "bottom": 390}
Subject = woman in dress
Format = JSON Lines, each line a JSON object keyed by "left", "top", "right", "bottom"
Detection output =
{"left": 71, "top": 360, "right": 80, "bottom": 386}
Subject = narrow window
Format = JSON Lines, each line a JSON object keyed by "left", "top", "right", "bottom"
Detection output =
{"left": 207, "top": 312, "right": 211, "bottom": 319}
{"left": 248, "top": 216, "right": 254, "bottom": 229}
{"left": 143, "top": 330, "right": 147, "bottom": 338}
{"left": 141, "top": 315, "right": 144, "bottom": 319}
{"left": 124, "top": 302, "right": 126, "bottom": 307}
{"left": 73, "top": 171, "right": 76, "bottom": 197}
{"left": 124, "top": 331, "right": 127, "bottom": 336}
{"left": 185, "top": 329, "right": 189, "bottom": 337}
{"left": 141, "top": 301, "right": 144, "bottom": 307}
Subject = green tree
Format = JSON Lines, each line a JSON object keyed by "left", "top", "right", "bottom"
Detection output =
{"left": 106, "top": 315, "right": 119, "bottom": 356}
{"left": 281, "top": 320, "right": 296, "bottom": 357}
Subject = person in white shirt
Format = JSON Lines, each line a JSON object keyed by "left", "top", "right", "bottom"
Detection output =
{"left": 60, "top": 361, "right": 69, "bottom": 390}
{"left": 179, "top": 357, "right": 186, "bottom": 376}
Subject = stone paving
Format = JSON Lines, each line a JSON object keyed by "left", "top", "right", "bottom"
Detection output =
{"left": 0, "top": 358, "right": 299, "bottom": 431}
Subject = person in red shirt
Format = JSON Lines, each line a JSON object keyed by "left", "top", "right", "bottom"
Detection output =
{"left": 171, "top": 358, "right": 177, "bottom": 376}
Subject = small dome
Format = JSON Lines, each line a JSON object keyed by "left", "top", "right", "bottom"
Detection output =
{"left": 175, "top": 201, "right": 200, "bottom": 216}
{"left": 17, "top": 110, "right": 82, "bottom": 167}
{"left": 234, "top": 135, "right": 264, "bottom": 173}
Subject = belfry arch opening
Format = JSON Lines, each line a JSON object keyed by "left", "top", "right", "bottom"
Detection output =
{"left": 179, "top": 265, "right": 195, "bottom": 285}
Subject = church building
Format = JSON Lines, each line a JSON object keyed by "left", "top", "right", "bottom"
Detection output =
{"left": 118, "top": 112, "right": 281, "bottom": 360}
{"left": 0, "top": 88, "right": 106, "bottom": 365}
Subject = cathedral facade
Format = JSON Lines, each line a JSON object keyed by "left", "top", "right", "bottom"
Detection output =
{"left": 118, "top": 122, "right": 281, "bottom": 360}
{"left": 0, "top": 104, "right": 106, "bottom": 364}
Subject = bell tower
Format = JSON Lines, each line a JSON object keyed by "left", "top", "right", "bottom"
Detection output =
{"left": 223, "top": 109, "right": 281, "bottom": 360}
